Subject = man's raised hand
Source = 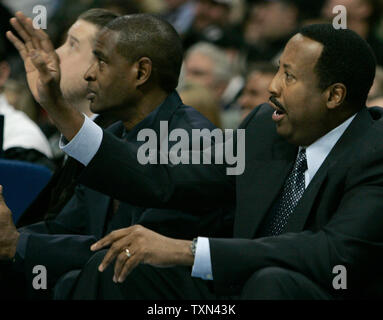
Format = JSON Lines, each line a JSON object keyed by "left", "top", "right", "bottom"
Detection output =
{"left": 6, "top": 11, "right": 61, "bottom": 109}
{"left": 6, "top": 11, "right": 84, "bottom": 141}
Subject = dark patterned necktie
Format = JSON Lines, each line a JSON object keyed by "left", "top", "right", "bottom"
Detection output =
{"left": 262, "top": 148, "right": 307, "bottom": 236}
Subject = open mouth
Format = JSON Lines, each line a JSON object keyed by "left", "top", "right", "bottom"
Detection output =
{"left": 269, "top": 96, "right": 286, "bottom": 121}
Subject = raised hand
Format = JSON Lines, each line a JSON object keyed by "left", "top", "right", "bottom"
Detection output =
{"left": 6, "top": 11, "right": 84, "bottom": 141}
{"left": 6, "top": 11, "right": 61, "bottom": 109}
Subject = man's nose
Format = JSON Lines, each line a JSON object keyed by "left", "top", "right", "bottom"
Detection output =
{"left": 84, "top": 61, "right": 96, "bottom": 81}
{"left": 268, "top": 73, "right": 280, "bottom": 97}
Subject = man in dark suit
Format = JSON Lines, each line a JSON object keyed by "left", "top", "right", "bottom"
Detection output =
{"left": 0, "top": 13, "right": 232, "bottom": 300}
{"left": 8, "top": 14, "right": 383, "bottom": 299}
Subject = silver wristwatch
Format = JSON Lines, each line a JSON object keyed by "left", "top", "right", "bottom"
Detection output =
{"left": 190, "top": 238, "right": 198, "bottom": 256}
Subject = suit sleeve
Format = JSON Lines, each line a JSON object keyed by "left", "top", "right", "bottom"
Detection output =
{"left": 75, "top": 106, "right": 263, "bottom": 211}
{"left": 209, "top": 149, "right": 383, "bottom": 295}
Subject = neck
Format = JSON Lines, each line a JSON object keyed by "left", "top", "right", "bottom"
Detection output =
{"left": 122, "top": 88, "right": 168, "bottom": 131}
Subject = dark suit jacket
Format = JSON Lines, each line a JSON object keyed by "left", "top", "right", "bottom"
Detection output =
{"left": 17, "top": 92, "right": 233, "bottom": 296}
{"left": 17, "top": 114, "right": 118, "bottom": 227}
{"left": 76, "top": 103, "right": 383, "bottom": 299}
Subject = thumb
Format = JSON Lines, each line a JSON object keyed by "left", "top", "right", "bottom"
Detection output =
{"left": 0, "top": 185, "right": 9, "bottom": 205}
{"left": 0, "top": 185, "right": 4, "bottom": 201}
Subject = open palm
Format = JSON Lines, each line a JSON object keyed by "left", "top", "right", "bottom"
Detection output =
{"left": 6, "top": 11, "right": 61, "bottom": 108}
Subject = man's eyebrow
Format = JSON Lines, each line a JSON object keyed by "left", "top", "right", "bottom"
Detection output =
{"left": 93, "top": 49, "right": 108, "bottom": 61}
{"left": 68, "top": 34, "right": 80, "bottom": 44}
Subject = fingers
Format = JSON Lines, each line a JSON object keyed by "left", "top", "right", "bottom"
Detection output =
{"left": 9, "top": 15, "right": 35, "bottom": 52}
{"left": 98, "top": 233, "right": 133, "bottom": 272}
{"left": 117, "top": 255, "right": 140, "bottom": 283}
{"left": 6, "top": 31, "right": 28, "bottom": 61}
{"left": 113, "top": 250, "right": 131, "bottom": 282}
{"left": 98, "top": 244, "right": 121, "bottom": 272}
{"left": 90, "top": 228, "right": 130, "bottom": 251}
{"left": 13, "top": 12, "right": 55, "bottom": 55}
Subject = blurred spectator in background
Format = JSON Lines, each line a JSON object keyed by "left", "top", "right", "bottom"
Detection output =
{"left": 183, "top": 42, "right": 233, "bottom": 106}
{"left": 368, "top": 65, "right": 383, "bottom": 107}
{"left": 321, "top": 0, "right": 383, "bottom": 66}
{"left": 2, "top": 0, "right": 383, "bottom": 133}
{"left": 179, "top": 80, "right": 222, "bottom": 127}
{"left": 237, "top": 62, "right": 277, "bottom": 120}
{"left": 181, "top": 42, "right": 240, "bottom": 109}
{"left": 182, "top": 41, "right": 245, "bottom": 128}
{"left": 0, "top": 34, "right": 53, "bottom": 170}
{"left": 243, "top": 0, "right": 300, "bottom": 64}
{"left": 182, "top": 0, "right": 244, "bottom": 51}
{"left": 162, "top": 0, "right": 196, "bottom": 36}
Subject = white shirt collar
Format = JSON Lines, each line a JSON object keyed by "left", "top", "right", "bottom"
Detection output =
{"left": 303, "top": 114, "right": 356, "bottom": 188}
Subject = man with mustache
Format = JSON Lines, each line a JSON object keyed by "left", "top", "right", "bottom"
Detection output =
{"left": 8, "top": 17, "right": 383, "bottom": 300}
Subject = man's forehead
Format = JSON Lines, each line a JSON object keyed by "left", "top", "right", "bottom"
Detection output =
{"left": 281, "top": 34, "right": 323, "bottom": 70}
{"left": 69, "top": 19, "right": 98, "bottom": 38}
{"left": 94, "top": 28, "right": 119, "bottom": 49}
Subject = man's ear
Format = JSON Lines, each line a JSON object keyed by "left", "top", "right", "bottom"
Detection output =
{"left": 134, "top": 57, "right": 152, "bottom": 88}
{"left": 324, "top": 83, "right": 347, "bottom": 110}
{"left": 0, "top": 61, "right": 10, "bottom": 89}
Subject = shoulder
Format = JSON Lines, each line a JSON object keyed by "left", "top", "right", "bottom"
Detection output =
{"left": 171, "top": 103, "right": 217, "bottom": 131}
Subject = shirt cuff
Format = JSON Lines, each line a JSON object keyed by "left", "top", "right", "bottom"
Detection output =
{"left": 59, "top": 114, "right": 103, "bottom": 166}
{"left": 191, "top": 237, "right": 213, "bottom": 280}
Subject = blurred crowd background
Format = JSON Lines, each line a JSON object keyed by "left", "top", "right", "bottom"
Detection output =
{"left": 1, "top": 0, "right": 383, "bottom": 166}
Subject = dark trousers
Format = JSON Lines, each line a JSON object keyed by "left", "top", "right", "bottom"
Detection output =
{"left": 70, "top": 250, "right": 333, "bottom": 300}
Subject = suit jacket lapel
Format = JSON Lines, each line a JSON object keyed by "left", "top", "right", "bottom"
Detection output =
{"left": 284, "top": 107, "right": 374, "bottom": 233}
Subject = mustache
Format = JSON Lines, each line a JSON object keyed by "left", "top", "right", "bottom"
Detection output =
{"left": 269, "top": 96, "right": 285, "bottom": 111}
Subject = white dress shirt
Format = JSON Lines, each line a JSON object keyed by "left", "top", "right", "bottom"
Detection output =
{"left": 60, "top": 112, "right": 356, "bottom": 280}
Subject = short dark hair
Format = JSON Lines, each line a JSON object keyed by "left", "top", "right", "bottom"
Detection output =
{"left": 105, "top": 14, "right": 183, "bottom": 93}
{"left": 78, "top": 8, "right": 120, "bottom": 28}
{"left": 299, "top": 24, "right": 376, "bottom": 107}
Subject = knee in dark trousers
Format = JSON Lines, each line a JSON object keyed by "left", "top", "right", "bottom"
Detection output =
{"left": 240, "top": 267, "right": 332, "bottom": 300}
{"left": 71, "top": 250, "right": 217, "bottom": 300}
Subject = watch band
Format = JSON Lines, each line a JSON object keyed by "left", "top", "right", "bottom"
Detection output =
{"left": 190, "top": 237, "right": 198, "bottom": 256}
